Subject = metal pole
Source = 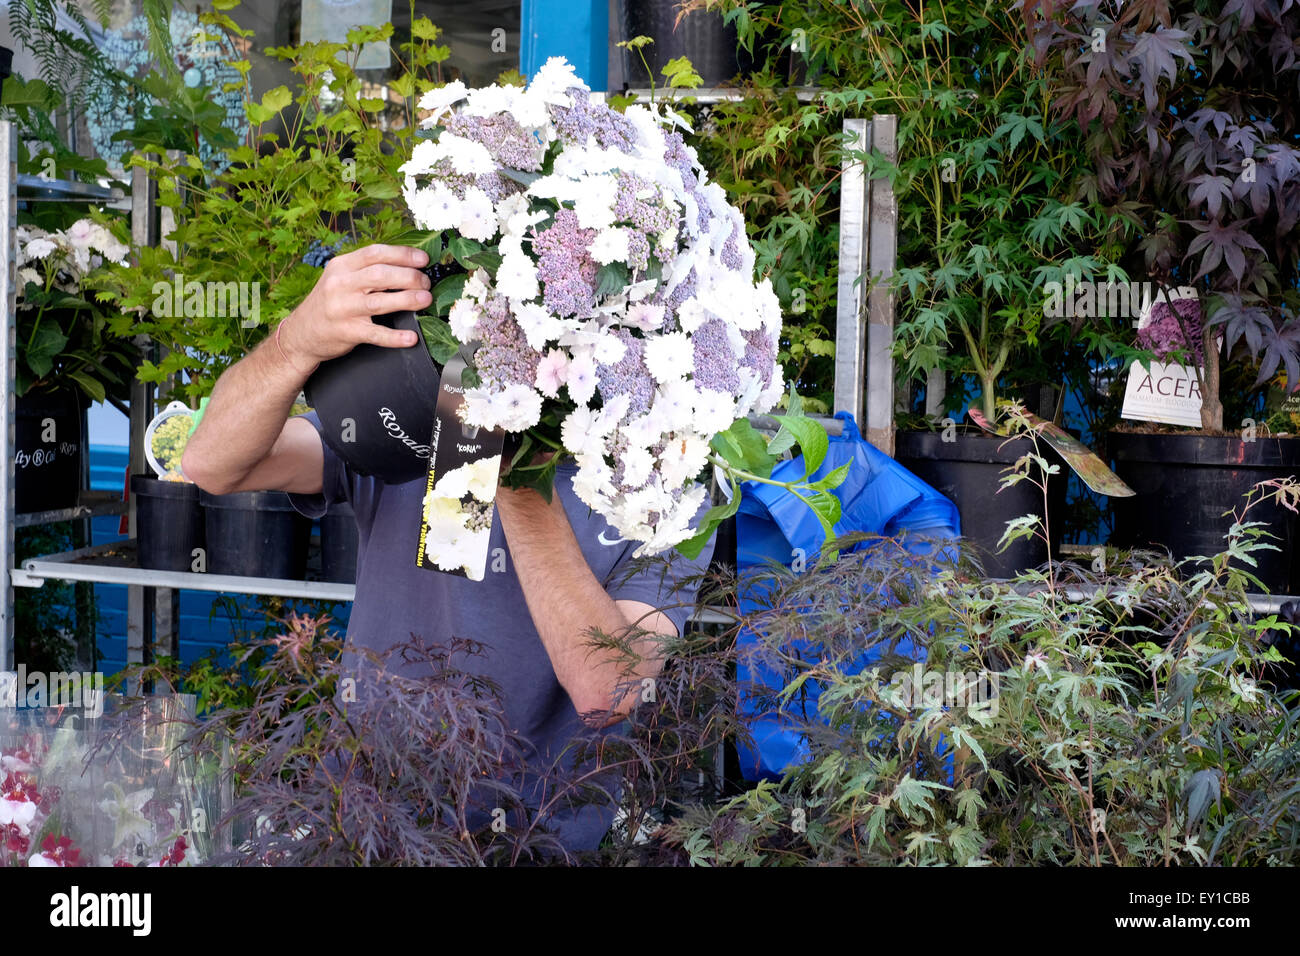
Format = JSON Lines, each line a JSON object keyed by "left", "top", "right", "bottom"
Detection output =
{"left": 0, "top": 121, "right": 15, "bottom": 671}
{"left": 833, "top": 118, "right": 869, "bottom": 425}
{"left": 127, "top": 162, "right": 157, "bottom": 683}
{"left": 864, "top": 114, "right": 899, "bottom": 455}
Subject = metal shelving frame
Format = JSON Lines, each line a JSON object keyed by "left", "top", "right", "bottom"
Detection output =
{"left": 0, "top": 120, "right": 362, "bottom": 674}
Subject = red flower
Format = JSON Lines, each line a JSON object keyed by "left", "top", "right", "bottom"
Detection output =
{"left": 160, "top": 835, "right": 188, "bottom": 866}
{"left": 0, "top": 771, "right": 40, "bottom": 806}
{"left": 38, "top": 833, "right": 82, "bottom": 867}
{"left": 1, "top": 822, "right": 29, "bottom": 855}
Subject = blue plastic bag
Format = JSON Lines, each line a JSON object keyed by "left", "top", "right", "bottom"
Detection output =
{"left": 734, "top": 413, "right": 961, "bottom": 780}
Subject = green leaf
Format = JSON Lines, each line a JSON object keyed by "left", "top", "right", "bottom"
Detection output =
{"left": 433, "top": 272, "right": 468, "bottom": 315}
{"left": 804, "top": 490, "right": 841, "bottom": 533}
{"left": 711, "top": 419, "right": 775, "bottom": 479}
{"left": 808, "top": 461, "right": 850, "bottom": 492}
{"left": 676, "top": 482, "right": 741, "bottom": 560}
{"left": 466, "top": 248, "right": 503, "bottom": 274}
{"left": 65, "top": 370, "right": 106, "bottom": 402}
{"left": 774, "top": 413, "right": 829, "bottom": 476}
{"left": 416, "top": 315, "right": 460, "bottom": 365}
{"left": 594, "top": 262, "right": 630, "bottom": 297}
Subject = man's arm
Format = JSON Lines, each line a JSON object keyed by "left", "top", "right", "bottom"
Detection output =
{"left": 494, "top": 484, "right": 679, "bottom": 726}
{"left": 183, "top": 245, "right": 432, "bottom": 495}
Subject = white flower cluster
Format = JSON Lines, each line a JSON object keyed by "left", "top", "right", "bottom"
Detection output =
{"left": 401, "top": 59, "right": 784, "bottom": 556}
{"left": 421, "top": 456, "right": 501, "bottom": 580}
{"left": 16, "top": 219, "right": 129, "bottom": 300}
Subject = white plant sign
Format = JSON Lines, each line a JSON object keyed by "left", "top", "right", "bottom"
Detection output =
{"left": 1121, "top": 286, "right": 1204, "bottom": 427}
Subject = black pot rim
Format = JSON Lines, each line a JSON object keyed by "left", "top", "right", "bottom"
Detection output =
{"left": 199, "top": 489, "right": 299, "bottom": 511}
{"left": 131, "top": 473, "right": 201, "bottom": 500}
{"left": 1109, "top": 430, "right": 1300, "bottom": 468}
{"left": 894, "top": 428, "right": 1053, "bottom": 466}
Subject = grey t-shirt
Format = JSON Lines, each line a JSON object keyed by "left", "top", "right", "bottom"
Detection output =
{"left": 289, "top": 412, "right": 715, "bottom": 853}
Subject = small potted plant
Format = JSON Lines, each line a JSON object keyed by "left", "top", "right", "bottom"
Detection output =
{"left": 14, "top": 218, "right": 136, "bottom": 513}
{"left": 131, "top": 402, "right": 206, "bottom": 573}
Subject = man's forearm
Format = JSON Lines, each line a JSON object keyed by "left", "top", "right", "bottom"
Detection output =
{"left": 182, "top": 327, "right": 312, "bottom": 494}
{"left": 495, "top": 486, "right": 669, "bottom": 721}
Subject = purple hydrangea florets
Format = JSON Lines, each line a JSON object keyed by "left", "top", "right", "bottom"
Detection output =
{"left": 533, "top": 208, "right": 599, "bottom": 317}
{"left": 551, "top": 87, "right": 637, "bottom": 153}
{"left": 692, "top": 319, "right": 741, "bottom": 393}
{"left": 598, "top": 328, "right": 656, "bottom": 416}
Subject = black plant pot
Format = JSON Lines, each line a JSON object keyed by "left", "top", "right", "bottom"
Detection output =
{"left": 0, "top": 47, "right": 12, "bottom": 102}
{"left": 320, "top": 501, "right": 359, "bottom": 584}
{"left": 304, "top": 310, "right": 440, "bottom": 485}
{"left": 620, "top": 0, "right": 749, "bottom": 87}
{"left": 895, "top": 430, "right": 1067, "bottom": 578}
{"left": 199, "top": 490, "right": 311, "bottom": 579}
{"left": 131, "top": 475, "right": 204, "bottom": 572}
{"left": 15, "top": 387, "right": 84, "bottom": 514}
{"left": 1110, "top": 432, "right": 1300, "bottom": 594}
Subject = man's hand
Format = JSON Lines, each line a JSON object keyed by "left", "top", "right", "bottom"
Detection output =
{"left": 185, "top": 243, "right": 433, "bottom": 496}
{"left": 278, "top": 244, "right": 433, "bottom": 367}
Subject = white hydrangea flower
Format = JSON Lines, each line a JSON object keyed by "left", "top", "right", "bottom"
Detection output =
{"left": 495, "top": 251, "right": 539, "bottom": 302}
{"left": 406, "top": 181, "right": 463, "bottom": 231}
{"left": 458, "top": 186, "right": 498, "bottom": 242}
{"left": 589, "top": 228, "right": 630, "bottom": 265}
{"left": 622, "top": 446, "right": 655, "bottom": 488}
{"left": 513, "top": 301, "right": 568, "bottom": 350}
{"left": 448, "top": 298, "right": 482, "bottom": 343}
{"left": 643, "top": 331, "right": 693, "bottom": 383}
{"left": 565, "top": 350, "right": 599, "bottom": 405}
{"left": 658, "top": 434, "right": 710, "bottom": 488}
{"left": 418, "top": 81, "right": 469, "bottom": 125}
{"left": 572, "top": 176, "right": 618, "bottom": 231}
{"left": 653, "top": 378, "right": 698, "bottom": 432}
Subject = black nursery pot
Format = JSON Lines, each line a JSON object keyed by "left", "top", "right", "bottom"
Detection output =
{"left": 0, "top": 47, "right": 12, "bottom": 101}
{"left": 1110, "top": 432, "right": 1300, "bottom": 594}
{"left": 131, "top": 475, "right": 205, "bottom": 573}
{"left": 620, "top": 0, "right": 750, "bottom": 87}
{"left": 15, "top": 387, "right": 83, "bottom": 514}
{"left": 304, "top": 310, "right": 440, "bottom": 485}
{"left": 199, "top": 490, "right": 311, "bottom": 579}
{"left": 319, "top": 500, "right": 359, "bottom": 584}
{"left": 895, "top": 430, "right": 1067, "bottom": 578}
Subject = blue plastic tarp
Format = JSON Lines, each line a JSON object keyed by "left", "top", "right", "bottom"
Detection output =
{"left": 734, "top": 412, "right": 961, "bottom": 780}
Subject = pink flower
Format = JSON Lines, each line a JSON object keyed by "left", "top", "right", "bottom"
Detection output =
{"left": 0, "top": 773, "right": 41, "bottom": 834}
{"left": 534, "top": 349, "right": 569, "bottom": 398}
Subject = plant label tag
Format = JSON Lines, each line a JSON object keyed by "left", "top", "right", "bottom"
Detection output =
{"left": 1121, "top": 360, "right": 1204, "bottom": 426}
{"left": 415, "top": 349, "right": 504, "bottom": 580}
{"left": 1121, "top": 287, "right": 1204, "bottom": 427}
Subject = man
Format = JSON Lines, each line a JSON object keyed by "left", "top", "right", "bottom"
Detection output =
{"left": 183, "top": 244, "right": 715, "bottom": 852}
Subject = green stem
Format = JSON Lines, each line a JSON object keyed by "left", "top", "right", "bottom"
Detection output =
{"left": 707, "top": 453, "right": 810, "bottom": 494}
